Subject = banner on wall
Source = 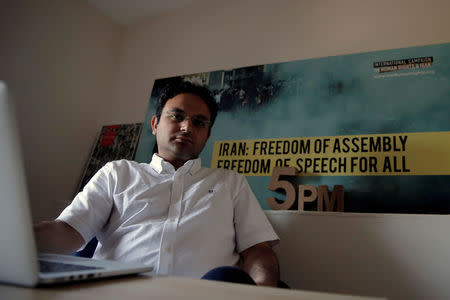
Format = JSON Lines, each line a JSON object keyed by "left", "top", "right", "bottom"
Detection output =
{"left": 78, "top": 123, "right": 143, "bottom": 193}
{"left": 211, "top": 132, "right": 450, "bottom": 176}
{"left": 135, "top": 43, "right": 450, "bottom": 214}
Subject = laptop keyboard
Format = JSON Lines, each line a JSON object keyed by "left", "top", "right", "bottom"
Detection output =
{"left": 39, "top": 260, "right": 103, "bottom": 273}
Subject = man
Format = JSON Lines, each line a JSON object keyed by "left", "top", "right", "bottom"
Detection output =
{"left": 34, "top": 81, "right": 280, "bottom": 286}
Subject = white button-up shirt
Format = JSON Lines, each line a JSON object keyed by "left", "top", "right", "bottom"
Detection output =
{"left": 58, "top": 155, "right": 279, "bottom": 278}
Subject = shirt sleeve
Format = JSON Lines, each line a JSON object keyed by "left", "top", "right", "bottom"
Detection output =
{"left": 57, "top": 162, "right": 114, "bottom": 245}
{"left": 232, "top": 173, "right": 279, "bottom": 253}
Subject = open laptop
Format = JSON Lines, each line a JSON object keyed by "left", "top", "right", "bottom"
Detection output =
{"left": 0, "top": 81, "right": 153, "bottom": 287}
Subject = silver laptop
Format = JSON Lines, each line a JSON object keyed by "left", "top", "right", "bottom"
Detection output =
{"left": 0, "top": 81, "right": 153, "bottom": 287}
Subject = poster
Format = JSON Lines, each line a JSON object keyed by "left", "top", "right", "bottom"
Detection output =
{"left": 135, "top": 43, "right": 450, "bottom": 213}
{"left": 78, "top": 123, "right": 143, "bottom": 192}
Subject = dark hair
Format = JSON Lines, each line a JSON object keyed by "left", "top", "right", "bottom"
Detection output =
{"left": 155, "top": 81, "right": 218, "bottom": 131}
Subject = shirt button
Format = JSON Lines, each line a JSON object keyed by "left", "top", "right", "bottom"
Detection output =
{"left": 165, "top": 246, "right": 171, "bottom": 253}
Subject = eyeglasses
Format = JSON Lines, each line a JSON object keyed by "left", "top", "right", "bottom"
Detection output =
{"left": 166, "top": 112, "right": 211, "bottom": 129}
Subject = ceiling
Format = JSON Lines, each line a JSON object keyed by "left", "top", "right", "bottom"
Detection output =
{"left": 86, "top": 0, "right": 198, "bottom": 26}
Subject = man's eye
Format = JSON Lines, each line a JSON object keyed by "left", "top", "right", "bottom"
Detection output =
{"left": 192, "top": 119, "right": 205, "bottom": 128}
{"left": 169, "top": 114, "right": 184, "bottom": 122}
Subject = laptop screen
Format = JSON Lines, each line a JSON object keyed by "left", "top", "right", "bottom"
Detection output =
{"left": 0, "top": 81, "right": 40, "bottom": 286}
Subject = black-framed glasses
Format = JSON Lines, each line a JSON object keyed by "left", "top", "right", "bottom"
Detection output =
{"left": 166, "top": 112, "right": 211, "bottom": 129}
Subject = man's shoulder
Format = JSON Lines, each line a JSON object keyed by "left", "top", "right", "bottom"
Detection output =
{"left": 103, "top": 159, "right": 148, "bottom": 172}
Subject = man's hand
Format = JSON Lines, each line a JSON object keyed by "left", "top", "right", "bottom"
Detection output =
{"left": 240, "top": 241, "right": 280, "bottom": 287}
{"left": 34, "top": 220, "right": 85, "bottom": 254}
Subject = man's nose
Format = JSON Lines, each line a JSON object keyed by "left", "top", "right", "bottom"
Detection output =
{"left": 180, "top": 118, "right": 193, "bottom": 133}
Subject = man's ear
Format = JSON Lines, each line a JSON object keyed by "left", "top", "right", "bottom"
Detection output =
{"left": 151, "top": 115, "right": 158, "bottom": 135}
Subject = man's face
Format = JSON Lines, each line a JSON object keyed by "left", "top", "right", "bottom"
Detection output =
{"left": 151, "top": 93, "right": 211, "bottom": 167}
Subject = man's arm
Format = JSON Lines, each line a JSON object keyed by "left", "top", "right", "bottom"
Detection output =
{"left": 33, "top": 220, "right": 85, "bottom": 254}
{"left": 240, "top": 241, "right": 280, "bottom": 287}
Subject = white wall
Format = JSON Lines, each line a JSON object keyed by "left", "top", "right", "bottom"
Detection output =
{"left": 110, "top": 0, "right": 450, "bottom": 123}
{"left": 0, "top": 0, "right": 122, "bottom": 221}
{"left": 266, "top": 211, "right": 450, "bottom": 300}
{"left": 1, "top": 0, "right": 449, "bottom": 221}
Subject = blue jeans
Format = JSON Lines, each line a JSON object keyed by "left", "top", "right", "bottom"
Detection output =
{"left": 201, "top": 266, "right": 256, "bottom": 285}
{"left": 202, "top": 266, "right": 290, "bottom": 288}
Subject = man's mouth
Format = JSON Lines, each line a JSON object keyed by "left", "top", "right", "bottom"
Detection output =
{"left": 173, "top": 135, "right": 193, "bottom": 144}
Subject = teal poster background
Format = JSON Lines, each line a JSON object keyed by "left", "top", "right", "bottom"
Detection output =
{"left": 135, "top": 43, "right": 450, "bottom": 214}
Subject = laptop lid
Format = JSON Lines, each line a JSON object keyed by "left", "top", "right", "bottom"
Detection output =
{"left": 0, "top": 81, "right": 40, "bottom": 287}
{"left": 0, "top": 82, "right": 153, "bottom": 287}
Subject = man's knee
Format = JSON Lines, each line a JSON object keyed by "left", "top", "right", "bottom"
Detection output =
{"left": 201, "top": 266, "right": 256, "bottom": 285}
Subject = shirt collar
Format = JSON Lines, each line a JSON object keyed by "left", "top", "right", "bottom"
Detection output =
{"left": 150, "top": 153, "right": 202, "bottom": 175}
